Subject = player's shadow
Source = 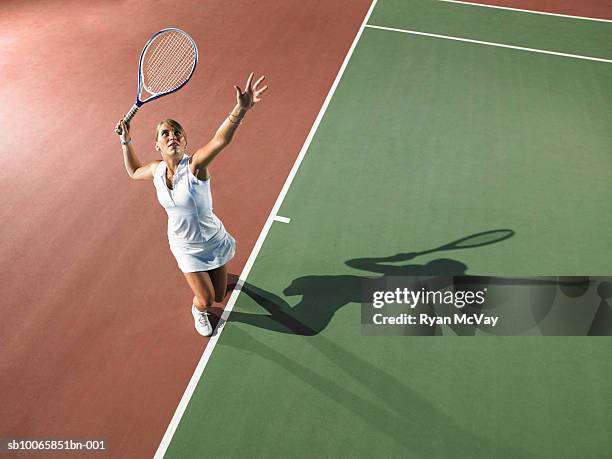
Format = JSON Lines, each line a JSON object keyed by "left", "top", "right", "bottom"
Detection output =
{"left": 220, "top": 258, "right": 465, "bottom": 336}
{"left": 218, "top": 229, "right": 517, "bottom": 336}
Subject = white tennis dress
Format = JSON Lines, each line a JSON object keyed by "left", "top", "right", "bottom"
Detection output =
{"left": 153, "top": 154, "right": 236, "bottom": 273}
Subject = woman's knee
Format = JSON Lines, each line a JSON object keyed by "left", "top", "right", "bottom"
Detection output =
{"left": 193, "top": 294, "right": 214, "bottom": 309}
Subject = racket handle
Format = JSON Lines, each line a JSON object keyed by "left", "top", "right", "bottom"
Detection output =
{"left": 115, "top": 104, "right": 140, "bottom": 135}
{"left": 124, "top": 104, "right": 140, "bottom": 124}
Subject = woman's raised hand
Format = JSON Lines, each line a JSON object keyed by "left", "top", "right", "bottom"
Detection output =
{"left": 234, "top": 73, "right": 268, "bottom": 110}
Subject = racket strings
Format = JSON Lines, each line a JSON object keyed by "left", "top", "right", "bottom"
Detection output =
{"left": 146, "top": 33, "right": 188, "bottom": 80}
{"left": 145, "top": 33, "right": 193, "bottom": 89}
{"left": 146, "top": 34, "right": 194, "bottom": 92}
{"left": 143, "top": 31, "right": 196, "bottom": 94}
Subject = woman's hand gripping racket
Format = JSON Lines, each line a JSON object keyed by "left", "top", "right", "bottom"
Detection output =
{"left": 115, "top": 28, "right": 198, "bottom": 135}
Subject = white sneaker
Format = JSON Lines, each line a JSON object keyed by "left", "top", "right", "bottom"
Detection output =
{"left": 191, "top": 304, "right": 213, "bottom": 336}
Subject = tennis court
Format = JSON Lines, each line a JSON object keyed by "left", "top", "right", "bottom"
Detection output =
{"left": 2, "top": 0, "right": 611, "bottom": 457}
{"left": 157, "top": 1, "right": 612, "bottom": 457}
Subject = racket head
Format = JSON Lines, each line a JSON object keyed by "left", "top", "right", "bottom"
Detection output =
{"left": 136, "top": 28, "right": 198, "bottom": 105}
{"left": 438, "top": 229, "right": 515, "bottom": 251}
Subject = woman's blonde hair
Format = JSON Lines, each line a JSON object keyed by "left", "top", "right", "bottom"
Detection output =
{"left": 155, "top": 119, "right": 186, "bottom": 141}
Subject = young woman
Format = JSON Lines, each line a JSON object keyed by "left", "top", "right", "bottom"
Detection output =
{"left": 115, "top": 73, "right": 268, "bottom": 336}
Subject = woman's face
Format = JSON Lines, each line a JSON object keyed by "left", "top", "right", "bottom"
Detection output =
{"left": 155, "top": 122, "right": 187, "bottom": 157}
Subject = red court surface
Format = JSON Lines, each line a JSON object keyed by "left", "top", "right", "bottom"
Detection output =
{"left": 0, "top": 1, "right": 372, "bottom": 457}
{"left": 466, "top": 0, "right": 612, "bottom": 19}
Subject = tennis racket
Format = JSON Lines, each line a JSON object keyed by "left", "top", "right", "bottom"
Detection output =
{"left": 115, "top": 28, "right": 198, "bottom": 135}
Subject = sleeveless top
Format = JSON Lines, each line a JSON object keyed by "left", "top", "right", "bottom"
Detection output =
{"left": 153, "top": 155, "right": 225, "bottom": 248}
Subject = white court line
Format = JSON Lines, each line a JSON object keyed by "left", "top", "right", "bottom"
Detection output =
{"left": 273, "top": 215, "right": 291, "bottom": 224}
{"left": 438, "top": 0, "right": 612, "bottom": 24}
{"left": 365, "top": 24, "right": 612, "bottom": 64}
{"left": 153, "top": 1, "right": 379, "bottom": 457}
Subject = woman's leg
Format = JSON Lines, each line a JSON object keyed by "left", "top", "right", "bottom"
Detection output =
{"left": 208, "top": 264, "right": 228, "bottom": 302}
{"left": 184, "top": 271, "right": 215, "bottom": 312}
{"left": 183, "top": 264, "right": 229, "bottom": 312}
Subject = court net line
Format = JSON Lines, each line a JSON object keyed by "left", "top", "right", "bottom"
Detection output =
{"left": 365, "top": 24, "right": 612, "bottom": 64}
{"left": 153, "top": 1, "right": 380, "bottom": 458}
{"left": 438, "top": 0, "right": 612, "bottom": 24}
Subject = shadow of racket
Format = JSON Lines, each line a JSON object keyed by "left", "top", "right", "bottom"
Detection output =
{"left": 389, "top": 229, "right": 515, "bottom": 261}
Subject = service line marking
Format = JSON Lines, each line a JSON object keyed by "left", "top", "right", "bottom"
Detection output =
{"left": 438, "top": 0, "right": 612, "bottom": 24}
{"left": 154, "top": 1, "right": 379, "bottom": 458}
{"left": 273, "top": 215, "right": 291, "bottom": 224}
{"left": 365, "top": 24, "right": 612, "bottom": 64}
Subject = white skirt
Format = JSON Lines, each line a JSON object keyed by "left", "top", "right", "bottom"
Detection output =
{"left": 169, "top": 230, "right": 236, "bottom": 273}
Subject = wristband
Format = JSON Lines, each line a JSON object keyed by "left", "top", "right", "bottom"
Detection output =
{"left": 120, "top": 139, "right": 132, "bottom": 146}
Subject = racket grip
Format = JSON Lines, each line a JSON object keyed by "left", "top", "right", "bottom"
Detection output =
{"left": 124, "top": 104, "right": 140, "bottom": 124}
{"left": 115, "top": 104, "right": 140, "bottom": 135}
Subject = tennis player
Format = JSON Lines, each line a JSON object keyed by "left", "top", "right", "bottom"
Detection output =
{"left": 115, "top": 73, "right": 268, "bottom": 336}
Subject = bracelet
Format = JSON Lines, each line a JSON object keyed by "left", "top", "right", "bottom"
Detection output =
{"left": 228, "top": 113, "right": 243, "bottom": 125}
{"left": 120, "top": 138, "right": 132, "bottom": 146}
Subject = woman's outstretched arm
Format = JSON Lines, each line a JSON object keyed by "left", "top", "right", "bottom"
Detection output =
{"left": 115, "top": 119, "right": 160, "bottom": 180}
{"left": 190, "top": 73, "right": 268, "bottom": 175}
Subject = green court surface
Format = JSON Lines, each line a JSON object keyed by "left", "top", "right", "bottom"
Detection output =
{"left": 164, "top": 1, "right": 612, "bottom": 457}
